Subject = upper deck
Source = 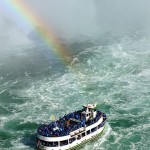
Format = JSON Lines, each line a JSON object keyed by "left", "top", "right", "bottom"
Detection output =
{"left": 37, "top": 108, "right": 104, "bottom": 137}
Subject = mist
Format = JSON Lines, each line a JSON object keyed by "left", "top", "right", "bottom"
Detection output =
{"left": 0, "top": 14, "right": 30, "bottom": 52}
{"left": 94, "top": 0, "right": 150, "bottom": 32}
{"left": 0, "top": 0, "right": 150, "bottom": 46}
{"left": 22, "top": 0, "right": 150, "bottom": 39}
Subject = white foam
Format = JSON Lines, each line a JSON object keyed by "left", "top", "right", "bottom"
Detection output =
{"left": 83, "top": 123, "right": 112, "bottom": 150}
{"left": 11, "top": 137, "right": 32, "bottom": 150}
{"left": 96, "top": 123, "right": 112, "bottom": 145}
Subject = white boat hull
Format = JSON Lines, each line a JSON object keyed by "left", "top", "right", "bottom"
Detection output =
{"left": 38, "top": 126, "right": 105, "bottom": 150}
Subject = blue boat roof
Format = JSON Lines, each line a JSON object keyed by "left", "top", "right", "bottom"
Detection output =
{"left": 37, "top": 109, "right": 102, "bottom": 137}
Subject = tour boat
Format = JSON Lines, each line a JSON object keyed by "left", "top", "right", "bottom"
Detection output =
{"left": 37, "top": 104, "right": 106, "bottom": 150}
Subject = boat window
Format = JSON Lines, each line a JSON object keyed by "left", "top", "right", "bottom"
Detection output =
{"left": 91, "top": 127, "right": 97, "bottom": 133}
{"left": 41, "top": 141, "right": 47, "bottom": 146}
{"left": 48, "top": 141, "right": 58, "bottom": 147}
{"left": 98, "top": 124, "right": 101, "bottom": 129}
{"left": 77, "top": 135, "right": 81, "bottom": 140}
{"left": 82, "top": 132, "right": 85, "bottom": 137}
{"left": 38, "top": 140, "right": 58, "bottom": 147}
{"left": 60, "top": 140, "right": 68, "bottom": 146}
{"left": 69, "top": 137, "right": 76, "bottom": 143}
{"left": 87, "top": 130, "right": 90, "bottom": 135}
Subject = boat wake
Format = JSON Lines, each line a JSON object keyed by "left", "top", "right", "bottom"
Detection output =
{"left": 83, "top": 123, "right": 112, "bottom": 150}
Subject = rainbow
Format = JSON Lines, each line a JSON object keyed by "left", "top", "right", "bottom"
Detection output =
{"left": 1, "top": 0, "right": 72, "bottom": 65}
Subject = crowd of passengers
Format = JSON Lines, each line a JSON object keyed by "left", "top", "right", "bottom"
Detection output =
{"left": 37, "top": 110, "right": 103, "bottom": 137}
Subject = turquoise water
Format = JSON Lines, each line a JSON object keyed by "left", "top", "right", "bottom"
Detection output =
{"left": 0, "top": 32, "right": 150, "bottom": 150}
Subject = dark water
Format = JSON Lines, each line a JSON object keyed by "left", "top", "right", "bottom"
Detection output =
{"left": 0, "top": 31, "right": 150, "bottom": 150}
